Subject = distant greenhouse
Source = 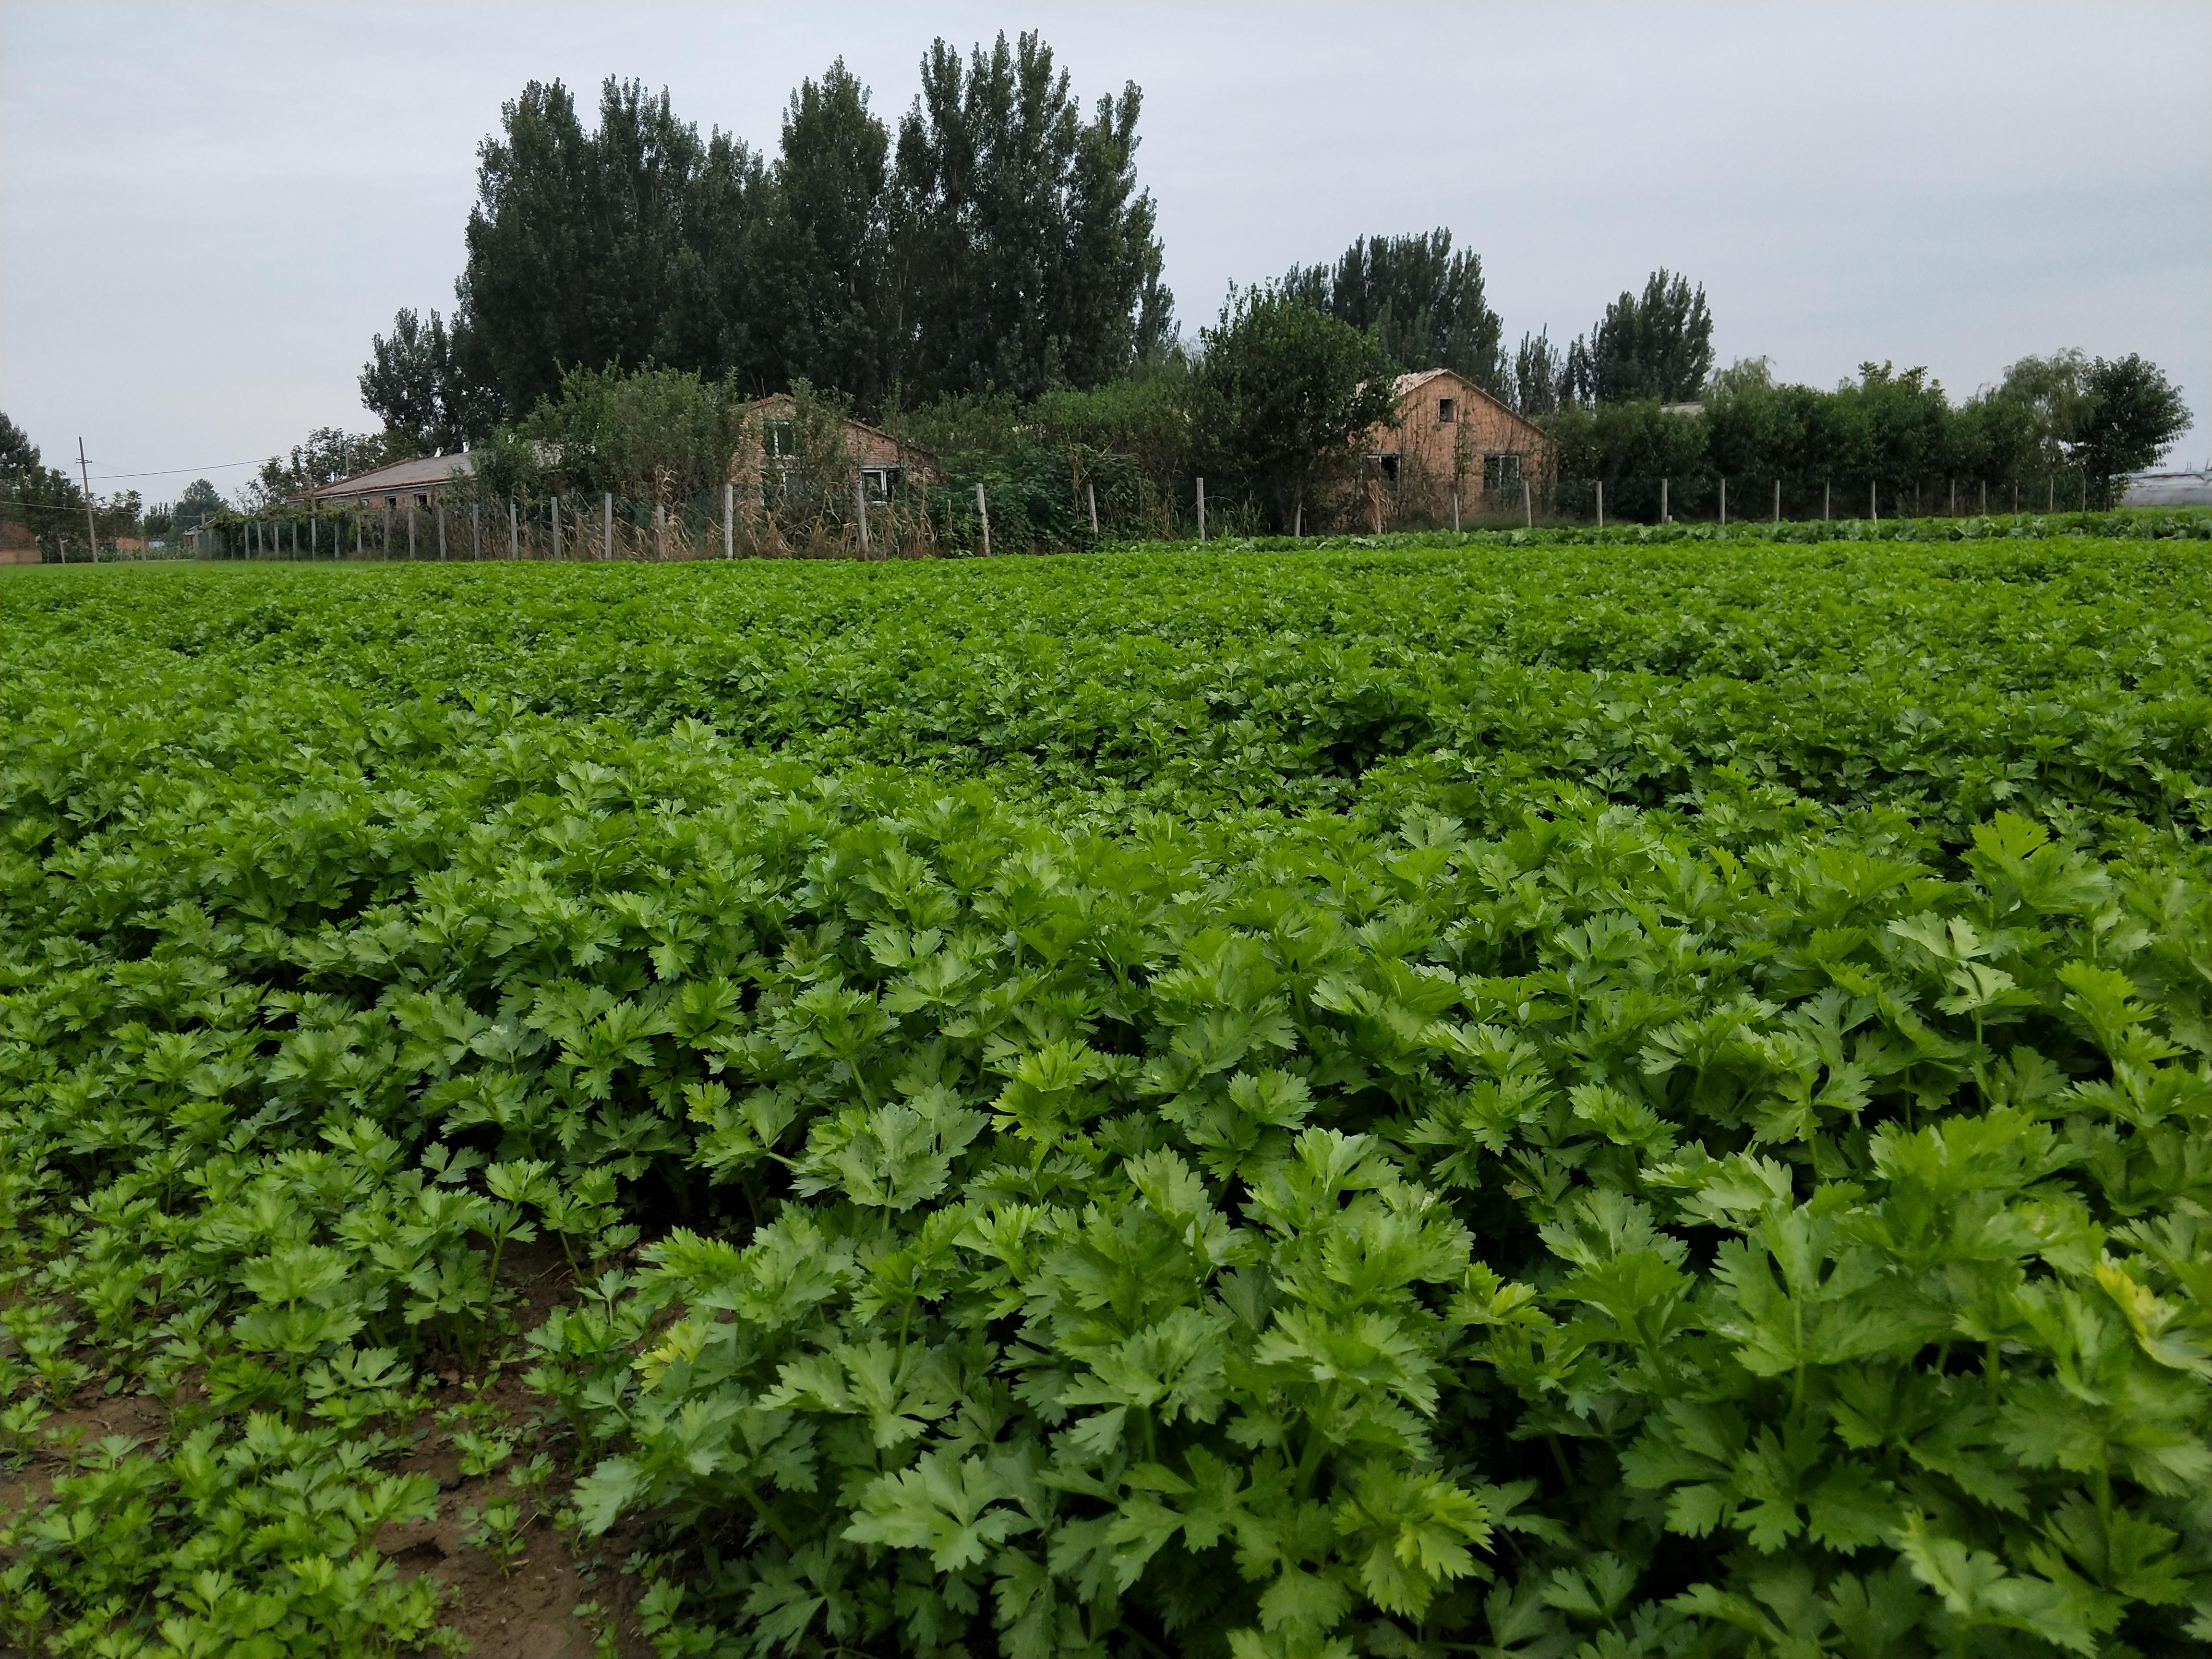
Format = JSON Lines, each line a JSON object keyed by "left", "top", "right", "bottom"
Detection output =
{"left": 2122, "top": 468, "right": 2212, "bottom": 507}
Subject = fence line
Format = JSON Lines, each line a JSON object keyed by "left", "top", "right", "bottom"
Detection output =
{"left": 184, "top": 469, "right": 2105, "bottom": 563}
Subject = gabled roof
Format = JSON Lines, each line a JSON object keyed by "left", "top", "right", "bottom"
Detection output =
{"left": 1389, "top": 368, "right": 1546, "bottom": 438}
{"left": 303, "top": 452, "right": 476, "bottom": 501}
{"left": 1389, "top": 368, "right": 1458, "bottom": 398}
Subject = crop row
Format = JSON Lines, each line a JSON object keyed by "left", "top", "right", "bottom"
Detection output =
{"left": 6, "top": 541, "right": 2211, "bottom": 848}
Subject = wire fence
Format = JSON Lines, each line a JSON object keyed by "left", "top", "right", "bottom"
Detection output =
{"left": 192, "top": 485, "right": 952, "bottom": 563}
{"left": 185, "top": 470, "right": 2102, "bottom": 562}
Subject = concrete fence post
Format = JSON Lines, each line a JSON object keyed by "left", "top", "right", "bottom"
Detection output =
{"left": 1660, "top": 478, "right": 1670, "bottom": 525}
{"left": 1451, "top": 488, "right": 1460, "bottom": 533}
{"left": 1718, "top": 476, "right": 1727, "bottom": 527}
{"left": 1773, "top": 479, "right": 1781, "bottom": 524}
{"left": 1871, "top": 481, "right": 1878, "bottom": 523}
{"left": 1195, "top": 476, "right": 1205, "bottom": 541}
{"left": 854, "top": 475, "right": 870, "bottom": 555}
{"left": 1087, "top": 480, "right": 1098, "bottom": 535}
{"left": 604, "top": 492, "right": 614, "bottom": 560}
{"left": 552, "top": 495, "right": 562, "bottom": 561}
{"left": 1523, "top": 478, "right": 1533, "bottom": 529}
{"left": 723, "top": 482, "right": 733, "bottom": 558}
{"left": 975, "top": 483, "right": 990, "bottom": 558}
{"left": 1595, "top": 480, "right": 1604, "bottom": 528}
{"left": 508, "top": 499, "right": 518, "bottom": 559}
{"left": 407, "top": 506, "right": 417, "bottom": 559}
{"left": 437, "top": 503, "right": 447, "bottom": 560}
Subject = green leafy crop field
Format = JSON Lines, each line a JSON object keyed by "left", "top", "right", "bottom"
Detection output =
{"left": 2, "top": 532, "right": 2208, "bottom": 1658}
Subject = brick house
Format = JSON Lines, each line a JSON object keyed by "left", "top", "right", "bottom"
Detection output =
{"left": 1364, "top": 369, "right": 1554, "bottom": 518}
{"left": 731, "top": 395, "right": 939, "bottom": 503}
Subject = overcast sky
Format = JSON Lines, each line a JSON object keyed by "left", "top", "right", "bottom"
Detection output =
{"left": 3, "top": 0, "right": 2206, "bottom": 499}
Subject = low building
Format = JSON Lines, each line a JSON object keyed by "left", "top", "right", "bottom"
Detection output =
{"left": 303, "top": 453, "right": 477, "bottom": 513}
{"left": 730, "top": 395, "right": 940, "bottom": 502}
{"left": 1364, "top": 369, "right": 1555, "bottom": 504}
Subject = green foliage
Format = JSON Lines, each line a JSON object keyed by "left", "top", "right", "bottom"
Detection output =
{"left": 0, "top": 410, "right": 91, "bottom": 558}
{"left": 1284, "top": 228, "right": 1507, "bottom": 396}
{"left": 1544, "top": 353, "right": 2190, "bottom": 497}
{"left": 246, "top": 429, "right": 402, "bottom": 509}
{"left": 359, "top": 308, "right": 476, "bottom": 455}
{"left": 2073, "top": 356, "right": 2192, "bottom": 506}
{"left": 393, "top": 34, "right": 1171, "bottom": 442}
{"left": 760, "top": 62, "right": 894, "bottom": 412}
{"left": 517, "top": 362, "right": 753, "bottom": 503}
{"left": 450, "top": 78, "right": 766, "bottom": 430}
{"left": 169, "top": 479, "right": 227, "bottom": 534}
{"left": 888, "top": 372, "right": 1195, "bottom": 545}
{"left": 1564, "top": 268, "right": 1716, "bottom": 404}
{"left": 1, "top": 528, "right": 2208, "bottom": 1656}
{"left": 893, "top": 31, "right": 1172, "bottom": 400}
{"left": 1195, "top": 287, "right": 1399, "bottom": 529}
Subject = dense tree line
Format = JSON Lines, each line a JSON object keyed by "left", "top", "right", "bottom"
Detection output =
{"left": 1545, "top": 349, "right": 2190, "bottom": 506}
{"left": 0, "top": 412, "right": 81, "bottom": 550}
{"left": 0, "top": 411, "right": 201, "bottom": 557}
{"left": 362, "top": 34, "right": 1170, "bottom": 449}
{"left": 327, "top": 27, "right": 2191, "bottom": 529}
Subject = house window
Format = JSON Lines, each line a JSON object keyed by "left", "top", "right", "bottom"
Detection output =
{"left": 414, "top": 493, "right": 429, "bottom": 509}
{"left": 1368, "top": 452, "right": 1401, "bottom": 485}
{"left": 1482, "top": 453, "right": 1522, "bottom": 493}
{"left": 862, "top": 467, "right": 899, "bottom": 502}
{"left": 765, "top": 421, "right": 798, "bottom": 459}
{"left": 1438, "top": 397, "right": 1457, "bottom": 424}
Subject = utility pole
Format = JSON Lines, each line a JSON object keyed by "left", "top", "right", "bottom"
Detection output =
{"left": 77, "top": 438, "right": 97, "bottom": 561}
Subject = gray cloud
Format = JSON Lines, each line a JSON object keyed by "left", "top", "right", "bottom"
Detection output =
{"left": 3, "top": 0, "right": 2205, "bottom": 489}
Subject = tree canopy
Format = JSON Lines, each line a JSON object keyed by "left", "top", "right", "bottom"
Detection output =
{"left": 1563, "top": 268, "right": 1715, "bottom": 404}
{"left": 893, "top": 32, "right": 1171, "bottom": 400}
{"left": 367, "top": 36, "right": 1173, "bottom": 442}
{"left": 2068, "top": 354, "right": 2190, "bottom": 504}
{"left": 359, "top": 310, "right": 475, "bottom": 455}
{"left": 1285, "top": 229, "right": 1506, "bottom": 396}
{"left": 247, "top": 429, "right": 402, "bottom": 507}
{"left": 1194, "top": 286, "right": 1397, "bottom": 529}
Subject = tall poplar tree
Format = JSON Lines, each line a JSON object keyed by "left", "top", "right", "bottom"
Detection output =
{"left": 891, "top": 31, "right": 1171, "bottom": 399}
{"left": 1283, "top": 229, "right": 1507, "bottom": 396}
{"left": 1563, "top": 268, "right": 1715, "bottom": 404}
{"left": 758, "top": 62, "right": 896, "bottom": 412}
{"left": 441, "top": 78, "right": 767, "bottom": 428}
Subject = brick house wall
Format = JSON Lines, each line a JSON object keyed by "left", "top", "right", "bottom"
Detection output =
{"left": 1366, "top": 369, "right": 1555, "bottom": 514}
{"left": 729, "top": 395, "right": 940, "bottom": 500}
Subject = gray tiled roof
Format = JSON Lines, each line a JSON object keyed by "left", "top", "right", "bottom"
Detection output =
{"left": 305, "top": 452, "right": 477, "bottom": 500}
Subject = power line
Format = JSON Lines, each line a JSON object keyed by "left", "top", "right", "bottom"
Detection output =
{"left": 83, "top": 458, "right": 268, "bottom": 481}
